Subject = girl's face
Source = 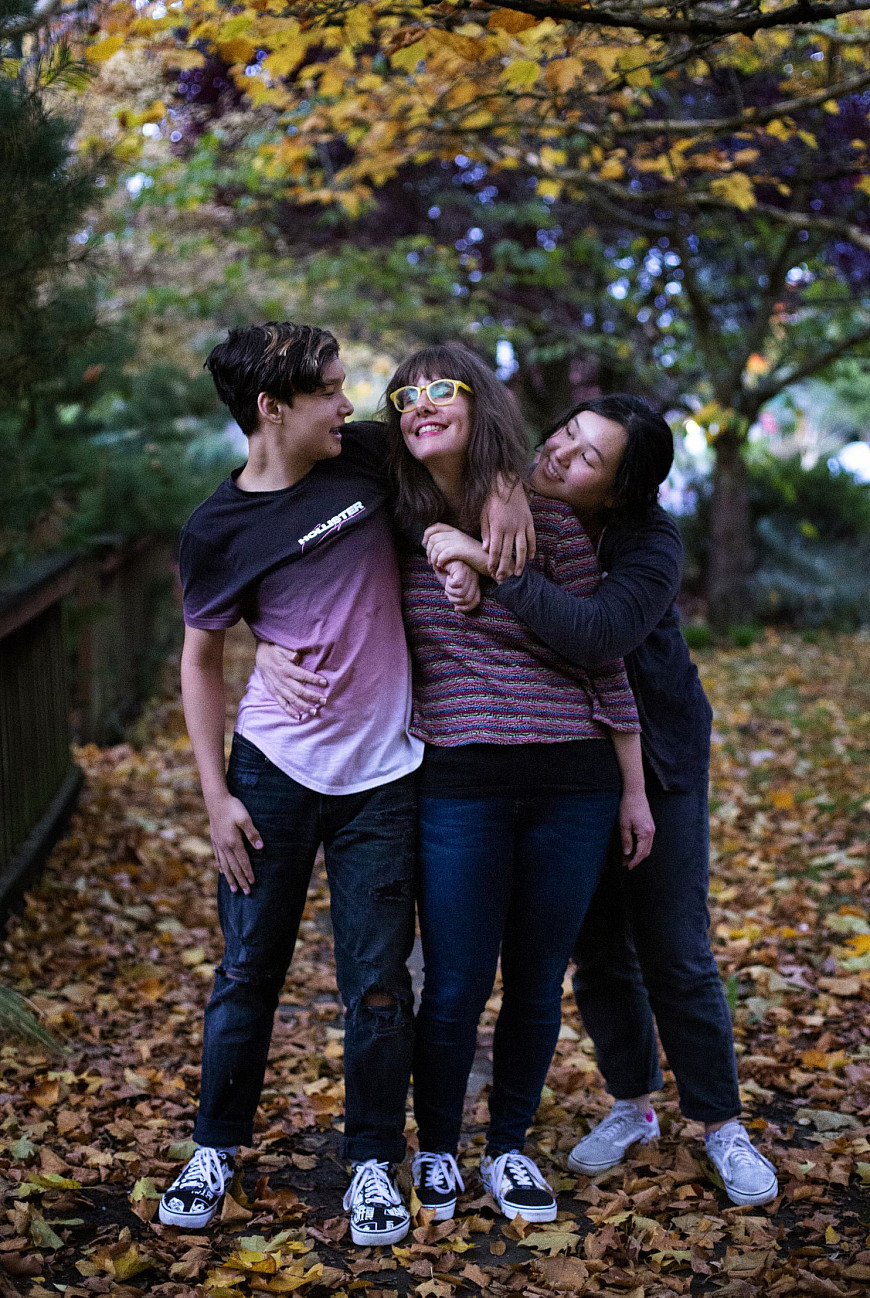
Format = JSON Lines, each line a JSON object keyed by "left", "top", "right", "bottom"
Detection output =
{"left": 399, "top": 375, "right": 472, "bottom": 474}
{"left": 530, "top": 410, "right": 628, "bottom": 515}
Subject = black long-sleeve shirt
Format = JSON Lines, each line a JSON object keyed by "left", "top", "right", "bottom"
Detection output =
{"left": 494, "top": 505, "right": 712, "bottom": 792}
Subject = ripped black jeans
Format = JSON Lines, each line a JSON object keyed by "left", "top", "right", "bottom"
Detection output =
{"left": 193, "top": 733, "right": 416, "bottom": 1163}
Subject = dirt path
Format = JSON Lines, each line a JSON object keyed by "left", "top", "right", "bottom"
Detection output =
{"left": 0, "top": 627, "right": 867, "bottom": 1297}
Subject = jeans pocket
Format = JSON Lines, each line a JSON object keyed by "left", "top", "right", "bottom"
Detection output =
{"left": 228, "top": 734, "right": 270, "bottom": 790}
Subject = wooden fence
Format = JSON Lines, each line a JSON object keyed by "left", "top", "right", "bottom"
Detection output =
{"left": 0, "top": 540, "right": 178, "bottom": 920}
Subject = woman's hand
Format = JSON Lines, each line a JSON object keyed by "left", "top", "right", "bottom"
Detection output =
{"left": 481, "top": 474, "right": 536, "bottom": 580}
{"left": 444, "top": 560, "right": 481, "bottom": 614}
{"left": 255, "top": 640, "right": 327, "bottom": 721}
{"left": 619, "top": 790, "right": 655, "bottom": 870}
{"left": 205, "top": 792, "right": 262, "bottom": 895}
{"left": 424, "top": 523, "right": 489, "bottom": 575}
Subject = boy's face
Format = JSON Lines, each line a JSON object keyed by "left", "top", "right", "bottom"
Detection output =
{"left": 277, "top": 357, "right": 354, "bottom": 464}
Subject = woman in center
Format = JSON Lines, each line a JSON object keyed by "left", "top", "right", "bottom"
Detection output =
{"left": 384, "top": 344, "right": 653, "bottom": 1223}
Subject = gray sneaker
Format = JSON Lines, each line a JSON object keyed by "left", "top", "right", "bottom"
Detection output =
{"left": 567, "top": 1100, "right": 660, "bottom": 1174}
{"left": 705, "top": 1121, "right": 778, "bottom": 1207}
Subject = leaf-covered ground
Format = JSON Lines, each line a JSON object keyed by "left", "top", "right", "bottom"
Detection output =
{"left": 0, "top": 628, "right": 868, "bottom": 1298}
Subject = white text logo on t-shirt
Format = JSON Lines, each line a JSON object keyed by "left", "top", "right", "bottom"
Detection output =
{"left": 298, "top": 500, "right": 366, "bottom": 550}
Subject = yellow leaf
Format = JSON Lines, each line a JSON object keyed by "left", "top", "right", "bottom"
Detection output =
{"left": 217, "top": 38, "right": 258, "bottom": 65}
{"left": 264, "top": 41, "right": 308, "bottom": 79}
{"left": 540, "top": 145, "right": 566, "bottom": 169}
{"left": 391, "top": 40, "right": 428, "bottom": 73}
{"left": 822, "top": 99, "right": 840, "bottom": 113}
{"left": 87, "top": 35, "right": 123, "bottom": 63}
{"left": 617, "top": 47, "right": 653, "bottom": 87}
{"left": 503, "top": 58, "right": 541, "bottom": 91}
{"left": 770, "top": 788, "right": 794, "bottom": 810}
{"left": 847, "top": 933, "right": 870, "bottom": 955}
{"left": 765, "top": 120, "right": 794, "bottom": 141}
{"left": 537, "top": 178, "right": 562, "bottom": 201}
{"left": 344, "top": 4, "right": 373, "bottom": 47}
{"left": 856, "top": 177, "right": 870, "bottom": 197}
{"left": 163, "top": 49, "right": 207, "bottom": 71}
{"left": 599, "top": 158, "right": 625, "bottom": 180}
{"left": 797, "top": 130, "right": 818, "bottom": 149}
{"left": 545, "top": 56, "right": 586, "bottom": 95}
{"left": 142, "top": 101, "right": 166, "bottom": 125}
{"left": 489, "top": 8, "right": 540, "bottom": 33}
{"left": 710, "top": 173, "right": 756, "bottom": 211}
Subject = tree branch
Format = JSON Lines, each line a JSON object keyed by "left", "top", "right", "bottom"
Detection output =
{"left": 566, "top": 174, "right": 870, "bottom": 253}
{"left": 445, "top": 1, "right": 870, "bottom": 39}
{"left": 569, "top": 66, "right": 870, "bottom": 137}
{"left": 752, "top": 323, "right": 870, "bottom": 405}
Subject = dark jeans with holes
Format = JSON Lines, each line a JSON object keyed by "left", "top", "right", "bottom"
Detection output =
{"left": 193, "top": 733, "right": 417, "bottom": 1163}
{"left": 572, "top": 772, "right": 741, "bottom": 1124}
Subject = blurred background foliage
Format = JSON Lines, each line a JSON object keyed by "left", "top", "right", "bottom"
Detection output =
{"left": 1, "top": 1, "right": 868, "bottom": 630}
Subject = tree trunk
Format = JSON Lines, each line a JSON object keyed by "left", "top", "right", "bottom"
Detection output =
{"left": 706, "top": 429, "right": 754, "bottom": 631}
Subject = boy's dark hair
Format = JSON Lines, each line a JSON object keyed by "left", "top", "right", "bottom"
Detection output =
{"left": 205, "top": 322, "right": 340, "bottom": 435}
{"left": 545, "top": 394, "right": 674, "bottom": 519}
{"left": 380, "top": 342, "right": 529, "bottom": 534}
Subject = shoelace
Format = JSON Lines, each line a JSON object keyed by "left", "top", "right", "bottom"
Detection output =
{"left": 412, "top": 1151, "right": 465, "bottom": 1194}
{"left": 708, "top": 1125, "right": 769, "bottom": 1174}
{"left": 343, "top": 1159, "right": 402, "bottom": 1211}
{"left": 488, "top": 1151, "right": 553, "bottom": 1194}
{"left": 595, "top": 1103, "right": 650, "bottom": 1138}
{"left": 174, "top": 1147, "right": 229, "bottom": 1195}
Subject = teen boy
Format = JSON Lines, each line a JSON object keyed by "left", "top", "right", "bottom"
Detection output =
{"left": 158, "top": 323, "right": 423, "bottom": 1245}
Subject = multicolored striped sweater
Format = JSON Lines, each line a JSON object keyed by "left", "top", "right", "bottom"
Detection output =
{"left": 401, "top": 493, "right": 640, "bottom": 747}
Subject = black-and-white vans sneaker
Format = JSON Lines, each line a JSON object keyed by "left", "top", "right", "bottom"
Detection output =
{"left": 158, "top": 1147, "right": 234, "bottom": 1228}
{"left": 411, "top": 1150, "right": 465, "bottom": 1220}
{"left": 343, "top": 1159, "right": 410, "bottom": 1247}
{"left": 480, "top": 1150, "right": 557, "bottom": 1222}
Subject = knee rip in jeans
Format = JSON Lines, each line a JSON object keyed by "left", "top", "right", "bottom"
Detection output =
{"left": 371, "top": 877, "right": 412, "bottom": 904}
{"left": 351, "top": 982, "right": 411, "bottom": 1031}
{"left": 218, "top": 962, "right": 283, "bottom": 991}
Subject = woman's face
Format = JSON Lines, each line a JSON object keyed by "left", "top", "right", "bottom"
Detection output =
{"left": 529, "top": 410, "right": 628, "bottom": 514}
{"left": 399, "top": 374, "right": 472, "bottom": 475}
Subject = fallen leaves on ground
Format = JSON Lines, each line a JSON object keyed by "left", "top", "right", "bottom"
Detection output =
{"left": 0, "top": 626, "right": 868, "bottom": 1297}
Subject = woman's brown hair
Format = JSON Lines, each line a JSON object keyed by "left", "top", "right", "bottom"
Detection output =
{"left": 379, "top": 343, "right": 530, "bottom": 533}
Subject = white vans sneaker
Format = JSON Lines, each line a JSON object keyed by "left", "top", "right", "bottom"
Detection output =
{"left": 480, "top": 1150, "right": 557, "bottom": 1222}
{"left": 343, "top": 1159, "right": 410, "bottom": 1246}
{"left": 567, "top": 1101, "right": 660, "bottom": 1174}
{"left": 705, "top": 1121, "right": 778, "bottom": 1207}
{"left": 158, "top": 1147, "right": 234, "bottom": 1228}
{"left": 411, "top": 1150, "right": 465, "bottom": 1220}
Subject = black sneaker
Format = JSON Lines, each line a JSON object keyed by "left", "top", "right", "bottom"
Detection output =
{"left": 480, "top": 1150, "right": 557, "bottom": 1222}
{"left": 158, "top": 1147, "right": 234, "bottom": 1228}
{"left": 411, "top": 1150, "right": 465, "bottom": 1220}
{"left": 343, "top": 1159, "right": 410, "bottom": 1246}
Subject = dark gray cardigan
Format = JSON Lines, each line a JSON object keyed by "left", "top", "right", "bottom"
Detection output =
{"left": 494, "top": 505, "right": 712, "bottom": 792}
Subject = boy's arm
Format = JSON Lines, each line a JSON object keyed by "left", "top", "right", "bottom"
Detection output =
{"left": 181, "top": 626, "right": 262, "bottom": 895}
{"left": 610, "top": 730, "right": 655, "bottom": 870}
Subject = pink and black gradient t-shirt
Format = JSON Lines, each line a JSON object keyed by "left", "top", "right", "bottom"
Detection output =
{"left": 179, "top": 422, "right": 423, "bottom": 795}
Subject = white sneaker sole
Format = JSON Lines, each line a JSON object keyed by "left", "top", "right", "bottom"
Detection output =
{"left": 567, "top": 1131, "right": 658, "bottom": 1175}
{"left": 496, "top": 1198, "right": 557, "bottom": 1222}
{"left": 158, "top": 1198, "right": 221, "bottom": 1228}
{"left": 719, "top": 1176, "right": 779, "bottom": 1207}
{"left": 416, "top": 1198, "right": 457, "bottom": 1221}
{"left": 350, "top": 1217, "right": 410, "bottom": 1247}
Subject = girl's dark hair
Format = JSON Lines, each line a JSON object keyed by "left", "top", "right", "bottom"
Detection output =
{"left": 380, "top": 343, "right": 530, "bottom": 532}
{"left": 205, "top": 322, "right": 339, "bottom": 435}
{"left": 545, "top": 394, "right": 674, "bottom": 518}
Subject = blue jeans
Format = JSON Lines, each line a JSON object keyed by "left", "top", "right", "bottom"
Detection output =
{"left": 194, "top": 734, "right": 416, "bottom": 1163}
{"left": 573, "top": 774, "right": 741, "bottom": 1124}
{"left": 413, "top": 791, "right": 619, "bottom": 1156}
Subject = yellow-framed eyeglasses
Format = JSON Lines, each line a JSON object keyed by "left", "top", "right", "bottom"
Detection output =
{"left": 389, "top": 379, "right": 473, "bottom": 413}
